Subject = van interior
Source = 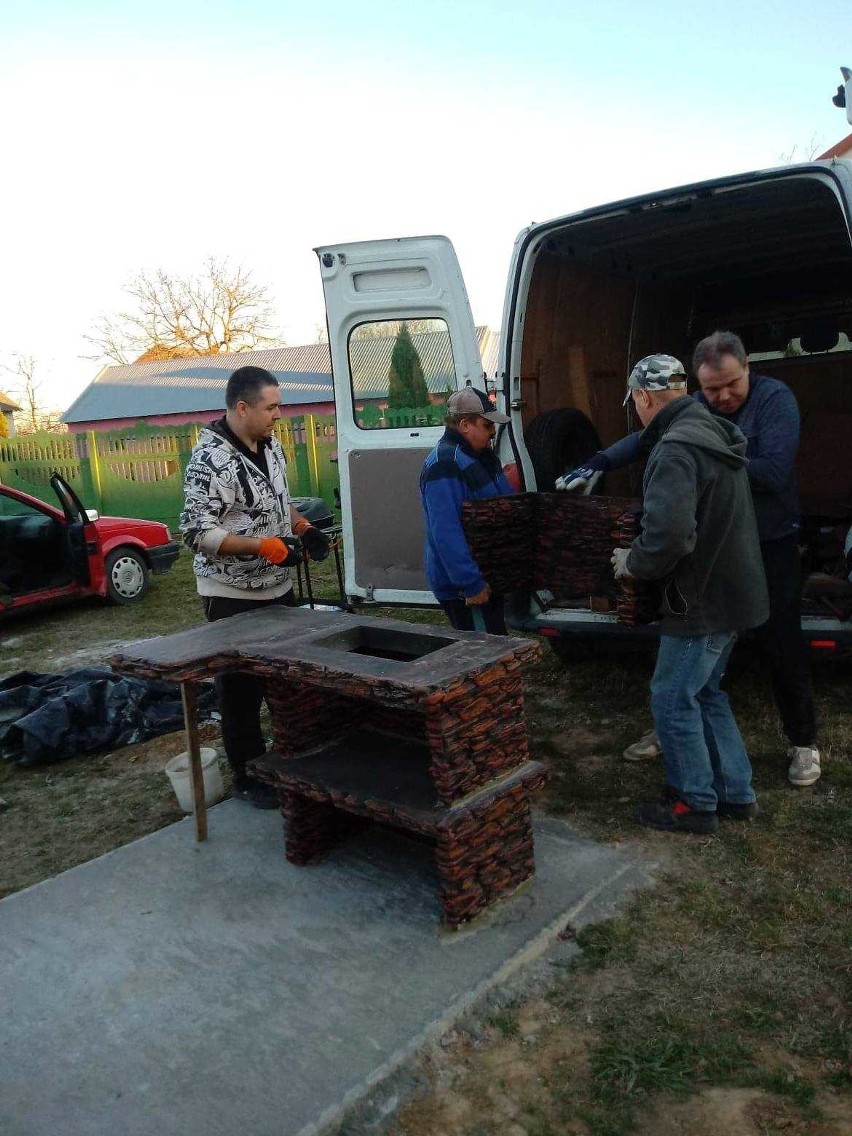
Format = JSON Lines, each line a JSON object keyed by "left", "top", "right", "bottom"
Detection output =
{"left": 514, "top": 167, "right": 852, "bottom": 606}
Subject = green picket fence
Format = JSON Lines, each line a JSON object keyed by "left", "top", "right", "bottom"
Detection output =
{"left": 357, "top": 402, "right": 447, "bottom": 430}
{"left": 0, "top": 417, "right": 340, "bottom": 531}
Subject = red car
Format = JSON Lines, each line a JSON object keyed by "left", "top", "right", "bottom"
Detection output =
{"left": 0, "top": 472, "right": 180, "bottom": 617}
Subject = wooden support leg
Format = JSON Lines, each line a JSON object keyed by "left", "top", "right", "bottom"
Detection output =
{"left": 180, "top": 680, "right": 207, "bottom": 842}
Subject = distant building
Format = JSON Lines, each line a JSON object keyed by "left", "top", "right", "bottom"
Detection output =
{"left": 62, "top": 328, "right": 499, "bottom": 433}
{"left": 819, "top": 134, "right": 852, "bottom": 160}
{"left": 0, "top": 391, "right": 22, "bottom": 437}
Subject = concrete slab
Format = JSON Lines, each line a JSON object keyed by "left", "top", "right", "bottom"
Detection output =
{"left": 1, "top": 802, "right": 651, "bottom": 1136}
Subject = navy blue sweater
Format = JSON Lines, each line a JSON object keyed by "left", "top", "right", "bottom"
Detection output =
{"left": 420, "top": 428, "right": 513, "bottom": 601}
{"left": 601, "top": 372, "right": 800, "bottom": 542}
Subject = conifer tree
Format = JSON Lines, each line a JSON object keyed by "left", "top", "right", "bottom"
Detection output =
{"left": 387, "top": 324, "right": 429, "bottom": 409}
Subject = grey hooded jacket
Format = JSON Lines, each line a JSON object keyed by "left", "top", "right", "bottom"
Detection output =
{"left": 625, "top": 398, "right": 769, "bottom": 636}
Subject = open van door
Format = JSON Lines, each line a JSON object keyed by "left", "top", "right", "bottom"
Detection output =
{"left": 316, "top": 236, "right": 485, "bottom": 605}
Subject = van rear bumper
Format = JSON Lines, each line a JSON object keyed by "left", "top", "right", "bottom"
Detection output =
{"left": 507, "top": 607, "right": 852, "bottom": 654}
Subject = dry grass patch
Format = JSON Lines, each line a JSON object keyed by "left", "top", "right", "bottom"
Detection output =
{"left": 388, "top": 646, "right": 852, "bottom": 1136}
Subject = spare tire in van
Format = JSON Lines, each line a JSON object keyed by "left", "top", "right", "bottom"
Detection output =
{"left": 523, "top": 409, "right": 602, "bottom": 492}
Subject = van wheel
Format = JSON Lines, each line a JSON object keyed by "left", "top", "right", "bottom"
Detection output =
{"left": 524, "top": 409, "right": 602, "bottom": 492}
{"left": 547, "top": 636, "right": 598, "bottom": 665}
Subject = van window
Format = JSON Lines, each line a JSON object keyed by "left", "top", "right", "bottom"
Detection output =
{"left": 347, "top": 318, "right": 456, "bottom": 430}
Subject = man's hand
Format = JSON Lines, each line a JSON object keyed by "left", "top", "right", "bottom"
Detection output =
{"left": 258, "top": 536, "right": 303, "bottom": 566}
{"left": 465, "top": 584, "right": 492, "bottom": 606}
{"left": 555, "top": 465, "right": 595, "bottom": 492}
{"left": 555, "top": 452, "right": 609, "bottom": 492}
{"left": 292, "top": 517, "right": 331, "bottom": 561}
{"left": 301, "top": 526, "right": 331, "bottom": 562}
{"left": 611, "top": 547, "right": 633, "bottom": 580}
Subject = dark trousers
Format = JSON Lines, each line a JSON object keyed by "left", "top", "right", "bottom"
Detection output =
{"left": 203, "top": 591, "right": 296, "bottom": 779}
{"left": 757, "top": 535, "right": 817, "bottom": 746}
{"left": 440, "top": 595, "right": 507, "bottom": 635}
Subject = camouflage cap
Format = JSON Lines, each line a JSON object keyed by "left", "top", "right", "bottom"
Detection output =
{"left": 623, "top": 354, "right": 687, "bottom": 405}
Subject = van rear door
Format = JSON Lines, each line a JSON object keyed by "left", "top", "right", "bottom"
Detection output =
{"left": 316, "top": 236, "right": 485, "bottom": 604}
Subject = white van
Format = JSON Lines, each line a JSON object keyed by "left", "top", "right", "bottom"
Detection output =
{"left": 316, "top": 160, "right": 852, "bottom": 658}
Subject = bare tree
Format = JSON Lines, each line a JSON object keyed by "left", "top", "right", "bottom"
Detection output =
{"left": 778, "top": 133, "right": 825, "bottom": 164}
{"left": 1, "top": 355, "right": 64, "bottom": 435}
{"left": 85, "top": 257, "right": 283, "bottom": 364}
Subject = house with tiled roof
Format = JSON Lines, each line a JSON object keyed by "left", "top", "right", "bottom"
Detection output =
{"left": 62, "top": 328, "right": 499, "bottom": 432}
{"left": 0, "top": 391, "right": 22, "bottom": 436}
{"left": 819, "top": 133, "right": 852, "bottom": 160}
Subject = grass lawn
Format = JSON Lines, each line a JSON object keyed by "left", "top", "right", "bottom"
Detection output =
{"left": 1, "top": 552, "right": 851, "bottom": 1135}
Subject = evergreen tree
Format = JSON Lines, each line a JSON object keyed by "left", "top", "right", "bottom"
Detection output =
{"left": 387, "top": 324, "right": 429, "bottom": 409}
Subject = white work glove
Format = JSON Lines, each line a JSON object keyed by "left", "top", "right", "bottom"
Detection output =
{"left": 611, "top": 547, "right": 633, "bottom": 580}
{"left": 554, "top": 467, "right": 605, "bottom": 493}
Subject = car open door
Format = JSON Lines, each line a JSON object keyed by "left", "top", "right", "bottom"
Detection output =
{"left": 50, "top": 472, "right": 96, "bottom": 586}
{"left": 316, "top": 236, "right": 487, "bottom": 605}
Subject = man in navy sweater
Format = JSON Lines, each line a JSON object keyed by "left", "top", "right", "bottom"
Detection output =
{"left": 420, "top": 387, "right": 513, "bottom": 633}
{"left": 561, "top": 331, "right": 820, "bottom": 788}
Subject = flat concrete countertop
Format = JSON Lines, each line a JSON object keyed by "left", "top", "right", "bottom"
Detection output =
{"left": 110, "top": 606, "right": 541, "bottom": 695}
{"left": 0, "top": 803, "right": 651, "bottom": 1136}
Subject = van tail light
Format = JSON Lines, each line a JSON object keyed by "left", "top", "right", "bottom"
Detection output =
{"left": 810, "top": 639, "right": 837, "bottom": 650}
{"left": 502, "top": 462, "right": 522, "bottom": 493}
{"left": 540, "top": 627, "right": 558, "bottom": 637}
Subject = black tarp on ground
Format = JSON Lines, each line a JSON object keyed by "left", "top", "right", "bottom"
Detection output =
{"left": 0, "top": 668, "right": 218, "bottom": 767}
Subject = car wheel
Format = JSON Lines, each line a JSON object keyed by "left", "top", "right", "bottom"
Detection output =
{"left": 105, "top": 547, "right": 150, "bottom": 604}
{"left": 524, "top": 409, "right": 602, "bottom": 492}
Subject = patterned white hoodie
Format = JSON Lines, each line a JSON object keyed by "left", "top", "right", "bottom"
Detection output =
{"left": 180, "top": 419, "right": 294, "bottom": 599}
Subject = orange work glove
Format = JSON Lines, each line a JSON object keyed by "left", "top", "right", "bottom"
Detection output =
{"left": 258, "top": 537, "right": 290, "bottom": 565}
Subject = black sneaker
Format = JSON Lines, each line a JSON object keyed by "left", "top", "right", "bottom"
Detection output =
{"left": 716, "top": 800, "right": 760, "bottom": 821}
{"left": 231, "top": 776, "right": 279, "bottom": 810}
{"left": 636, "top": 798, "right": 718, "bottom": 834}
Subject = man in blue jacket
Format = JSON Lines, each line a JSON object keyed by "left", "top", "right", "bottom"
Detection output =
{"left": 561, "top": 331, "right": 820, "bottom": 788}
{"left": 420, "top": 387, "right": 513, "bottom": 633}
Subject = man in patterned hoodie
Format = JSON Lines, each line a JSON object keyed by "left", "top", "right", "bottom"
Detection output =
{"left": 181, "top": 366, "right": 329, "bottom": 808}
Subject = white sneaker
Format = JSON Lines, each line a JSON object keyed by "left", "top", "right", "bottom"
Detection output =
{"left": 623, "top": 729, "right": 661, "bottom": 763}
{"left": 787, "top": 745, "right": 821, "bottom": 787}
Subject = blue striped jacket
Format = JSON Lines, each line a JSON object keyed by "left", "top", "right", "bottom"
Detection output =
{"left": 419, "top": 428, "right": 513, "bottom": 601}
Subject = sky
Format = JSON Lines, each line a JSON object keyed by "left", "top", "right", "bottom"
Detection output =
{"left": 1, "top": 0, "right": 850, "bottom": 411}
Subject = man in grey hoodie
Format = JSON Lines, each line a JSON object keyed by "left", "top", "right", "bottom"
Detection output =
{"left": 563, "top": 331, "right": 819, "bottom": 787}
{"left": 611, "top": 355, "right": 769, "bottom": 834}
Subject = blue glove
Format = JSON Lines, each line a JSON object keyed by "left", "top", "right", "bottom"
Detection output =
{"left": 555, "top": 452, "right": 609, "bottom": 491}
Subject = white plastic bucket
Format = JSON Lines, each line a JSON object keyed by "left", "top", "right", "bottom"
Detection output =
{"left": 165, "top": 748, "right": 224, "bottom": 813}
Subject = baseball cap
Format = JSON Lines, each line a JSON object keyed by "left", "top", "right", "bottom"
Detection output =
{"left": 447, "top": 386, "right": 510, "bottom": 423}
{"left": 623, "top": 354, "right": 688, "bottom": 405}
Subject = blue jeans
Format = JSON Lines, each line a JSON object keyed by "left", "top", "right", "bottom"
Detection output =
{"left": 650, "top": 632, "right": 755, "bottom": 812}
